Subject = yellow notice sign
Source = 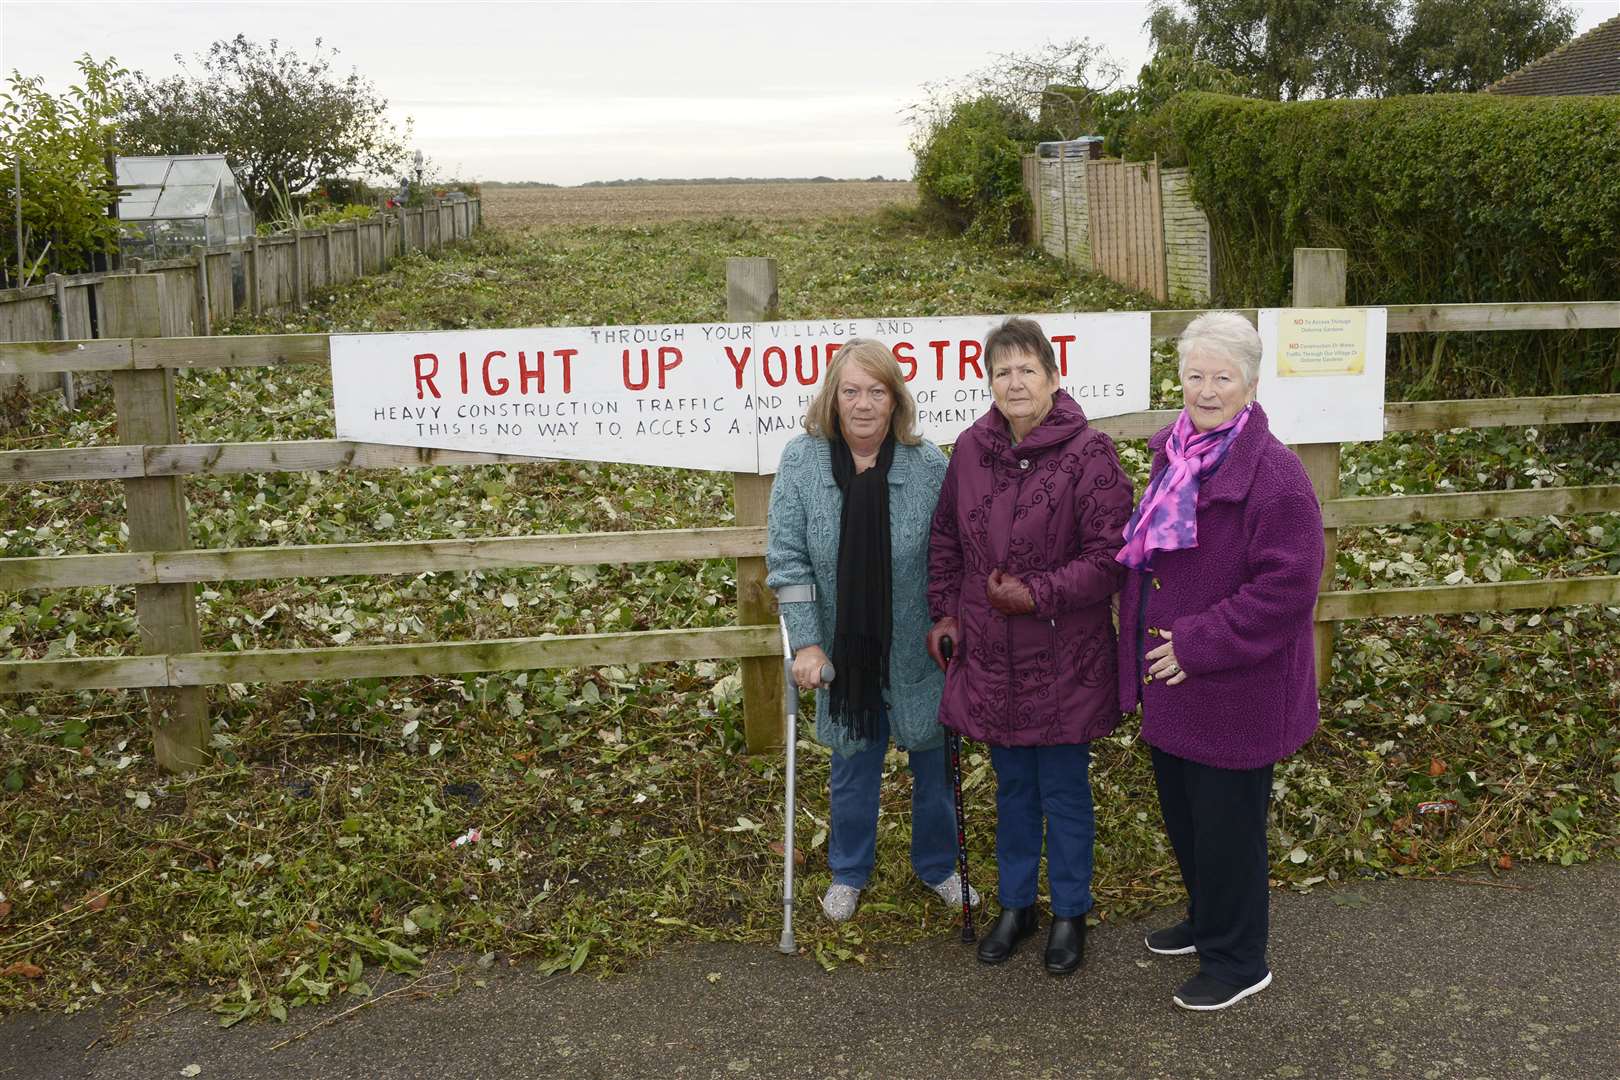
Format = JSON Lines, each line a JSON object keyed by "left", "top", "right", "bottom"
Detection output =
{"left": 1277, "top": 309, "right": 1367, "bottom": 378}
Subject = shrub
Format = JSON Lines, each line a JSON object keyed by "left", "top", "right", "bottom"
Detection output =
{"left": 911, "top": 96, "right": 1046, "bottom": 244}
{"left": 1159, "top": 92, "right": 1620, "bottom": 398}
{"left": 0, "top": 56, "right": 126, "bottom": 284}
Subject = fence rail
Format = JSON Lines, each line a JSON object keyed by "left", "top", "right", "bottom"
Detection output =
{"left": 2, "top": 255, "right": 1618, "bottom": 773}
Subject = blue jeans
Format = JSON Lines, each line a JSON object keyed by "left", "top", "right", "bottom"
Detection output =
{"left": 827, "top": 712, "right": 958, "bottom": 889}
{"left": 988, "top": 743, "right": 1095, "bottom": 917}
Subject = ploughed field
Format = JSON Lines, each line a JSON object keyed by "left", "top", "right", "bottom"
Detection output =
{"left": 481, "top": 181, "right": 918, "bottom": 229}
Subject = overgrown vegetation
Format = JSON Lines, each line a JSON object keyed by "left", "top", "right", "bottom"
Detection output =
{"left": 1148, "top": 0, "right": 1577, "bottom": 99}
{"left": 1, "top": 214, "right": 1615, "bottom": 1023}
{"left": 0, "top": 55, "right": 126, "bottom": 286}
{"left": 1155, "top": 91, "right": 1620, "bottom": 398}
{"left": 909, "top": 2, "right": 1582, "bottom": 241}
{"left": 119, "top": 34, "right": 410, "bottom": 220}
{"left": 908, "top": 40, "right": 1116, "bottom": 243}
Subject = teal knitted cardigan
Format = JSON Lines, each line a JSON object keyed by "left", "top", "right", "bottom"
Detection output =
{"left": 765, "top": 433, "right": 948, "bottom": 757}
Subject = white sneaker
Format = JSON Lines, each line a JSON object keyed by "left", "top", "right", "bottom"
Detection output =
{"left": 928, "top": 872, "right": 982, "bottom": 909}
{"left": 820, "top": 883, "right": 861, "bottom": 923}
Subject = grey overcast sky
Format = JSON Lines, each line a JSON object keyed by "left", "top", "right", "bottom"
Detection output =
{"left": 2, "top": 1, "right": 1615, "bottom": 185}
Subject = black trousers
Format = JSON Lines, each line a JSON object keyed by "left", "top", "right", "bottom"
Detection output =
{"left": 1151, "top": 747, "right": 1274, "bottom": 986}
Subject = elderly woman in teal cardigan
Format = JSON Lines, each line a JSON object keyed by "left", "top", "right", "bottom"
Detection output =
{"left": 766, "top": 339, "right": 977, "bottom": 924}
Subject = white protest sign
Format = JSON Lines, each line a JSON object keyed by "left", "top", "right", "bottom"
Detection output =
{"left": 330, "top": 312, "right": 1153, "bottom": 474}
{"left": 748, "top": 312, "right": 1150, "bottom": 471}
{"left": 330, "top": 323, "right": 759, "bottom": 472}
{"left": 1257, "top": 307, "right": 1387, "bottom": 443}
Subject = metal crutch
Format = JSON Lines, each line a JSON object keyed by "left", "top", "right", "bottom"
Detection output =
{"left": 941, "top": 636, "right": 974, "bottom": 942}
{"left": 774, "top": 584, "right": 834, "bottom": 955}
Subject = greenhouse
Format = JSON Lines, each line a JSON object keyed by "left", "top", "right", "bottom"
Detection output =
{"left": 115, "top": 155, "right": 256, "bottom": 260}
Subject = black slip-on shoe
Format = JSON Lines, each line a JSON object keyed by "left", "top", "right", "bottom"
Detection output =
{"left": 1144, "top": 919, "right": 1196, "bottom": 956}
{"left": 976, "top": 906, "right": 1040, "bottom": 965}
{"left": 1043, "top": 916, "right": 1086, "bottom": 976}
{"left": 1172, "top": 970, "right": 1273, "bottom": 1011}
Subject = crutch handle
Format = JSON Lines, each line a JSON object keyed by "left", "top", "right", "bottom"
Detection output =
{"left": 819, "top": 662, "right": 836, "bottom": 685}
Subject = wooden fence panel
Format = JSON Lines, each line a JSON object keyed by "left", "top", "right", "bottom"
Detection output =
{"left": 301, "top": 230, "right": 324, "bottom": 294}
{"left": 155, "top": 267, "right": 198, "bottom": 336}
{"left": 1161, "top": 168, "right": 1212, "bottom": 303}
{"left": 60, "top": 282, "right": 94, "bottom": 340}
{"left": 1084, "top": 159, "right": 1168, "bottom": 300}
{"left": 205, "top": 253, "right": 234, "bottom": 325}
{"left": 0, "top": 295, "right": 59, "bottom": 391}
{"left": 275, "top": 238, "right": 299, "bottom": 310}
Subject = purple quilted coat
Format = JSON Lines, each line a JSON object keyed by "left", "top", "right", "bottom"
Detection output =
{"left": 1117, "top": 402, "right": 1325, "bottom": 769}
{"left": 928, "top": 390, "right": 1134, "bottom": 747}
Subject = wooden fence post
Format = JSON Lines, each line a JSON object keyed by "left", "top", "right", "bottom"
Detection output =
{"left": 189, "top": 245, "right": 212, "bottom": 337}
{"left": 102, "top": 274, "right": 209, "bottom": 772}
{"left": 1059, "top": 151, "right": 1070, "bottom": 266}
{"left": 293, "top": 231, "right": 307, "bottom": 310}
{"left": 1292, "top": 246, "right": 1347, "bottom": 689}
{"left": 323, "top": 226, "right": 336, "bottom": 289}
{"left": 246, "top": 237, "right": 262, "bottom": 317}
{"left": 726, "top": 256, "right": 785, "bottom": 754}
{"left": 48, "top": 273, "right": 76, "bottom": 409}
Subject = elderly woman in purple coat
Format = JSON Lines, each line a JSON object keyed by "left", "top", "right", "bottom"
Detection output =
{"left": 1117, "top": 311, "right": 1325, "bottom": 1012}
{"left": 927, "top": 316, "right": 1134, "bottom": 976}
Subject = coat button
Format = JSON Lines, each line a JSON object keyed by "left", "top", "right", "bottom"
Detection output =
{"left": 1147, "top": 627, "right": 1159, "bottom": 638}
{"left": 1142, "top": 674, "right": 1153, "bottom": 684}
{"left": 1152, "top": 578, "right": 1162, "bottom": 591}
{"left": 1018, "top": 458, "right": 1030, "bottom": 470}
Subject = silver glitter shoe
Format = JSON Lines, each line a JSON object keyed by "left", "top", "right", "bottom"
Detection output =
{"left": 928, "top": 872, "right": 982, "bottom": 909}
{"left": 820, "top": 883, "right": 861, "bottom": 923}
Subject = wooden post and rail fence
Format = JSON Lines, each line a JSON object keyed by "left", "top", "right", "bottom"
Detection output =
{"left": 2, "top": 252, "right": 1618, "bottom": 774}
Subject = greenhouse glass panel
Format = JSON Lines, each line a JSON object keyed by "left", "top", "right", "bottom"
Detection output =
{"left": 155, "top": 184, "right": 217, "bottom": 219}
{"left": 153, "top": 218, "right": 208, "bottom": 258}
{"left": 167, "top": 159, "right": 220, "bottom": 185}
{"left": 117, "top": 159, "right": 169, "bottom": 186}
{"left": 118, "top": 191, "right": 160, "bottom": 218}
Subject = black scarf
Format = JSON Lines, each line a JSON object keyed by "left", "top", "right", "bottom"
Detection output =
{"left": 827, "top": 431, "right": 895, "bottom": 742}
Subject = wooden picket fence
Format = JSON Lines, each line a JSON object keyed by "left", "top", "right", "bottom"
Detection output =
{"left": 1, "top": 252, "right": 1618, "bottom": 774}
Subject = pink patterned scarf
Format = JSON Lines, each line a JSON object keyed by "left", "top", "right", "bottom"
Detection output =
{"left": 1116, "top": 404, "right": 1253, "bottom": 571}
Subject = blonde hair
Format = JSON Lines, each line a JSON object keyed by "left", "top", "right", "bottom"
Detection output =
{"left": 802, "top": 339, "right": 922, "bottom": 446}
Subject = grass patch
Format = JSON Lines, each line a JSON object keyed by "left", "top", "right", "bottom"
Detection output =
{"left": 1, "top": 214, "right": 1616, "bottom": 1019}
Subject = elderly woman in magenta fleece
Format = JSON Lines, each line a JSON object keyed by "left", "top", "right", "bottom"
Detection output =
{"left": 1116, "top": 311, "right": 1325, "bottom": 1012}
{"left": 928, "top": 316, "right": 1133, "bottom": 976}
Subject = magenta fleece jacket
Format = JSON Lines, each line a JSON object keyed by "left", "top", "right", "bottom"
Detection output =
{"left": 1117, "top": 402, "right": 1325, "bottom": 769}
{"left": 928, "top": 390, "right": 1134, "bottom": 747}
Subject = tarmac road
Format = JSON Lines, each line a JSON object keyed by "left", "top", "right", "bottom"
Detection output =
{"left": 4, "top": 860, "right": 1617, "bottom": 1080}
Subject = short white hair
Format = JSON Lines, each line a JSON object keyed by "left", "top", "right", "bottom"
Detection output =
{"left": 1178, "top": 311, "right": 1261, "bottom": 387}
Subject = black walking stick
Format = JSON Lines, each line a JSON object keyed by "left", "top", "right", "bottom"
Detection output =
{"left": 942, "top": 636, "right": 974, "bottom": 943}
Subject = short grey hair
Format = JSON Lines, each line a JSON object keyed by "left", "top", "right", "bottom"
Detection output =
{"left": 1178, "top": 311, "right": 1261, "bottom": 387}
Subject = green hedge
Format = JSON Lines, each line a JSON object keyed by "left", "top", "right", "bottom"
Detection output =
{"left": 1157, "top": 93, "right": 1620, "bottom": 398}
{"left": 912, "top": 96, "right": 1044, "bottom": 244}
